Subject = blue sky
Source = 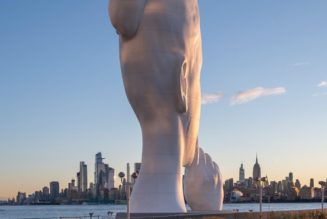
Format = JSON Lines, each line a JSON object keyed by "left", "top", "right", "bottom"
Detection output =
{"left": 0, "top": 0, "right": 326, "bottom": 199}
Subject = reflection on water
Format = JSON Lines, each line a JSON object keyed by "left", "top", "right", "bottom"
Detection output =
{"left": 0, "top": 203, "right": 326, "bottom": 219}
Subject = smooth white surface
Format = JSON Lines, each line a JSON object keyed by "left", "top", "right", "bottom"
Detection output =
{"left": 109, "top": 0, "right": 223, "bottom": 213}
{"left": 184, "top": 146, "right": 224, "bottom": 211}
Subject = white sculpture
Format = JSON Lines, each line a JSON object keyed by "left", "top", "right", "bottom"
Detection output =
{"left": 109, "top": 0, "right": 223, "bottom": 213}
{"left": 184, "top": 145, "right": 224, "bottom": 211}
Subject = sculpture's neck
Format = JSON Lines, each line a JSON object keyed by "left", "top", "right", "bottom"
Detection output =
{"left": 140, "top": 117, "right": 183, "bottom": 175}
{"left": 130, "top": 118, "right": 187, "bottom": 213}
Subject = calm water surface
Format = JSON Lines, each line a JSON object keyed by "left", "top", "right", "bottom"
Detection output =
{"left": 0, "top": 203, "right": 326, "bottom": 219}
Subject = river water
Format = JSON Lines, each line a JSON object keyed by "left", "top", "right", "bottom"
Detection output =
{"left": 0, "top": 203, "right": 326, "bottom": 219}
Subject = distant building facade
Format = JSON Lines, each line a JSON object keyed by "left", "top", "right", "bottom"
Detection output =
{"left": 50, "top": 181, "right": 60, "bottom": 199}
{"left": 239, "top": 163, "right": 245, "bottom": 183}
{"left": 299, "top": 185, "right": 314, "bottom": 200}
{"left": 94, "top": 152, "right": 115, "bottom": 199}
{"left": 253, "top": 155, "right": 261, "bottom": 180}
{"left": 78, "top": 161, "right": 88, "bottom": 192}
{"left": 310, "top": 178, "right": 314, "bottom": 188}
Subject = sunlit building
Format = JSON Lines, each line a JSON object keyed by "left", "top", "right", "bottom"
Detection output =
{"left": 286, "top": 186, "right": 299, "bottom": 201}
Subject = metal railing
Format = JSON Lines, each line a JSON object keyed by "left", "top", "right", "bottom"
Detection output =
{"left": 18, "top": 213, "right": 115, "bottom": 219}
{"left": 59, "top": 216, "right": 113, "bottom": 219}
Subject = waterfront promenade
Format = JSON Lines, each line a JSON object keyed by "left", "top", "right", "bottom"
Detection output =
{"left": 116, "top": 209, "right": 327, "bottom": 219}
{"left": 1, "top": 204, "right": 327, "bottom": 219}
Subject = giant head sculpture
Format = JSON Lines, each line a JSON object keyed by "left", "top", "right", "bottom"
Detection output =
{"left": 109, "top": 0, "right": 223, "bottom": 213}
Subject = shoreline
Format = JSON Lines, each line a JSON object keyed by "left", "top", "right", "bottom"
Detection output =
{"left": 2, "top": 200, "right": 327, "bottom": 206}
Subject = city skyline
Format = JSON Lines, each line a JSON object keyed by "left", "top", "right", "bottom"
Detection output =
{"left": 1, "top": 1, "right": 327, "bottom": 199}
{"left": 7, "top": 153, "right": 327, "bottom": 204}
{"left": 2, "top": 153, "right": 326, "bottom": 201}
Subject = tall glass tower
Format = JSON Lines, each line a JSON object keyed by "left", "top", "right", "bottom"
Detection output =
{"left": 239, "top": 163, "right": 245, "bottom": 182}
{"left": 94, "top": 152, "right": 104, "bottom": 187}
{"left": 79, "top": 161, "right": 88, "bottom": 192}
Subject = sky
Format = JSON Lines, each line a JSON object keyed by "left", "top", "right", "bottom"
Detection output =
{"left": 0, "top": 0, "right": 327, "bottom": 200}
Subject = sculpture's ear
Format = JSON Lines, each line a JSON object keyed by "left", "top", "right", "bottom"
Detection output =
{"left": 177, "top": 60, "right": 188, "bottom": 113}
{"left": 109, "top": 0, "right": 147, "bottom": 39}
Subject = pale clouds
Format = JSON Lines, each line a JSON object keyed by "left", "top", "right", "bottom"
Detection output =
{"left": 313, "top": 81, "right": 327, "bottom": 97}
{"left": 231, "top": 87, "right": 286, "bottom": 105}
{"left": 318, "top": 81, "right": 327, "bottom": 88}
{"left": 313, "top": 92, "right": 327, "bottom": 97}
{"left": 201, "top": 92, "right": 224, "bottom": 105}
{"left": 292, "top": 62, "right": 310, "bottom": 67}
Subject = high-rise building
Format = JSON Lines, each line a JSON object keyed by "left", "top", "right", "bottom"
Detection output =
{"left": 79, "top": 161, "right": 88, "bottom": 192}
{"left": 50, "top": 181, "right": 60, "bottom": 199}
{"left": 77, "top": 172, "right": 81, "bottom": 192}
{"left": 239, "top": 163, "right": 245, "bottom": 182}
{"left": 252, "top": 155, "right": 261, "bottom": 180}
{"left": 94, "top": 152, "right": 115, "bottom": 198}
{"left": 224, "top": 178, "right": 234, "bottom": 193}
{"left": 68, "top": 179, "right": 76, "bottom": 192}
{"left": 289, "top": 172, "right": 294, "bottom": 183}
{"left": 310, "top": 178, "right": 314, "bottom": 188}
{"left": 16, "top": 192, "right": 26, "bottom": 204}
{"left": 42, "top": 187, "right": 50, "bottom": 196}
{"left": 299, "top": 185, "right": 314, "bottom": 200}
{"left": 108, "top": 167, "right": 115, "bottom": 189}
{"left": 127, "top": 163, "right": 131, "bottom": 183}
{"left": 277, "top": 181, "right": 283, "bottom": 193}
{"left": 95, "top": 152, "right": 104, "bottom": 187}
{"left": 270, "top": 181, "right": 278, "bottom": 194}
{"left": 295, "top": 179, "right": 301, "bottom": 189}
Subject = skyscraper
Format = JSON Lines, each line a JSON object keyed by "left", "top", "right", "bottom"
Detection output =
{"left": 295, "top": 179, "right": 301, "bottom": 189}
{"left": 50, "top": 181, "right": 60, "bottom": 199}
{"left": 239, "top": 163, "right": 245, "bottom": 182}
{"left": 79, "top": 161, "right": 88, "bottom": 192}
{"left": 42, "top": 186, "right": 50, "bottom": 196}
{"left": 289, "top": 172, "right": 294, "bottom": 183}
{"left": 77, "top": 172, "right": 81, "bottom": 192}
{"left": 252, "top": 155, "right": 261, "bottom": 180}
{"left": 94, "top": 152, "right": 115, "bottom": 198}
{"left": 95, "top": 152, "right": 104, "bottom": 187}
{"left": 310, "top": 178, "right": 314, "bottom": 188}
{"left": 127, "top": 163, "right": 131, "bottom": 183}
